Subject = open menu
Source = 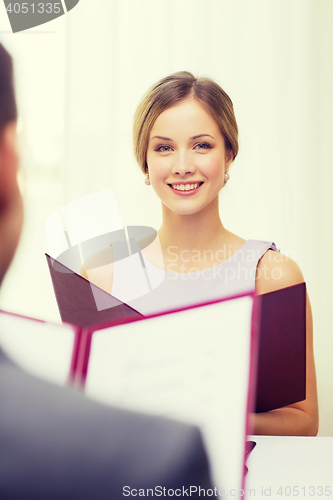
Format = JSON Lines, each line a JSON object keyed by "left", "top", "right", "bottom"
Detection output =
{"left": 46, "top": 253, "right": 306, "bottom": 412}
{"left": 0, "top": 288, "right": 256, "bottom": 497}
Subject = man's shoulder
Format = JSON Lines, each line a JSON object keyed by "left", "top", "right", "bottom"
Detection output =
{"left": 0, "top": 354, "right": 212, "bottom": 498}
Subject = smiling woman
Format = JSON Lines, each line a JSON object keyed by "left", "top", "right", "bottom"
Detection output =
{"left": 83, "top": 71, "right": 318, "bottom": 436}
{"left": 146, "top": 98, "right": 233, "bottom": 218}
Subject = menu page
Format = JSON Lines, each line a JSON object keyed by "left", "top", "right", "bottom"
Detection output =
{"left": 0, "top": 312, "right": 75, "bottom": 385}
{"left": 85, "top": 294, "right": 255, "bottom": 496}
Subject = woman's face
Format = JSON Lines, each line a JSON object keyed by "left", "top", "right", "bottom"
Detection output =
{"left": 146, "top": 97, "right": 233, "bottom": 217}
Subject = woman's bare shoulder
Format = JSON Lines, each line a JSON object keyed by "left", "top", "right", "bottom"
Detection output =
{"left": 255, "top": 250, "right": 304, "bottom": 295}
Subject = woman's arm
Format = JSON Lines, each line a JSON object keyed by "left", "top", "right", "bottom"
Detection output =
{"left": 252, "top": 250, "right": 319, "bottom": 436}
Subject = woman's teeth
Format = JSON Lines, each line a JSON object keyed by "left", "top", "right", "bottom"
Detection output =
{"left": 171, "top": 183, "right": 200, "bottom": 191}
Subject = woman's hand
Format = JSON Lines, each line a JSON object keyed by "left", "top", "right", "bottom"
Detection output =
{"left": 80, "top": 246, "right": 114, "bottom": 295}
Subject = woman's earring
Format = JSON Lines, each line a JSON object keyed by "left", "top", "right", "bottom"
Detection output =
{"left": 224, "top": 170, "right": 230, "bottom": 183}
{"left": 145, "top": 173, "right": 151, "bottom": 186}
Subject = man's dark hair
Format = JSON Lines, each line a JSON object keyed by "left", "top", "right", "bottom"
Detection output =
{"left": 0, "top": 43, "right": 17, "bottom": 132}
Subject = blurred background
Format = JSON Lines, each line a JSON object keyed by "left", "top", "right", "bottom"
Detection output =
{"left": 0, "top": 0, "right": 332, "bottom": 435}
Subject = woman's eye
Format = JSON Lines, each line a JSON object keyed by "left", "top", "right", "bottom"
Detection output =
{"left": 194, "top": 142, "right": 213, "bottom": 150}
{"left": 155, "top": 145, "right": 173, "bottom": 152}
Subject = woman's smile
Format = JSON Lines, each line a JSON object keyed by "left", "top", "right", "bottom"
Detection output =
{"left": 168, "top": 181, "right": 204, "bottom": 195}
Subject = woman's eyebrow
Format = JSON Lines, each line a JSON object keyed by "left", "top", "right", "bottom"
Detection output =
{"left": 150, "top": 135, "right": 173, "bottom": 141}
{"left": 150, "top": 134, "right": 214, "bottom": 141}
{"left": 190, "top": 134, "right": 214, "bottom": 140}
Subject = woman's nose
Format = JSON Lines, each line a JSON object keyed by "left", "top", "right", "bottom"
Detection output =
{"left": 171, "top": 152, "right": 195, "bottom": 176}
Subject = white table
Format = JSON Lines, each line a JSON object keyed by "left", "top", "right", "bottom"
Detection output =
{"left": 245, "top": 436, "right": 333, "bottom": 499}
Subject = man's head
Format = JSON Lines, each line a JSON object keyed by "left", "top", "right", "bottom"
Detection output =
{"left": 0, "top": 43, "right": 22, "bottom": 286}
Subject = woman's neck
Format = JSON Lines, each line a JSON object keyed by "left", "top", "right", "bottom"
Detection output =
{"left": 159, "top": 208, "right": 225, "bottom": 250}
{"left": 157, "top": 199, "right": 232, "bottom": 272}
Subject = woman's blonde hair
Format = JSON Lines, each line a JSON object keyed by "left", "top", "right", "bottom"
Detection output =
{"left": 133, "top": 71, "right": 239, "bottom": 174}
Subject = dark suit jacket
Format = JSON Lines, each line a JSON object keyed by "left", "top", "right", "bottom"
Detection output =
{"left": 0, "top": 349, "right": 213, "bottom": 499}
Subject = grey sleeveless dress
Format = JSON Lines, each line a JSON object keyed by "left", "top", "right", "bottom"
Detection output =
{"left": 111, "top": 239, "right": 279, "bottom": 316}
